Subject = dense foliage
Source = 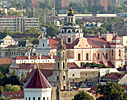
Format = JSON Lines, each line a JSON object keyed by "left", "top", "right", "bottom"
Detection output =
{"left": 82, "top": 62, "right": 111, "bottom": 68}
{"left": 74, "top": 90, "right": 94, "bottom": 100}
{"left": 96, "top": 82, "right": 127, "bottom": 100}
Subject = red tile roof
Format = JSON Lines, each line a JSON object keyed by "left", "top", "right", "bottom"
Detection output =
{"left": 102, "top": 73, "right": 125, "bottom": 80}
{"left": 25, "top": 68, "right": 52, "bottom": 88}
{"left": 2, "top": 91, "right": 24, "bottom": 99}
{"left": 47, "top": 37, "right": 111, "bottom": 49}
{"left": 48, "top": 38, "right": 60, "bottom": 49}
{"left": 24, "top": 69, "right": 53, "bottom": 83}
{"left": 0, "top": 58, "right": 12, "bottom": 65}
{"left": 112, "top": 35, "right": 121, "bottom": 40}
{"left": 87, "top": 37, "right": 110, "bottom": 48}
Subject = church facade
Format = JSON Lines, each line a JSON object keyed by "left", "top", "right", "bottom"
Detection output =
{"left": 36, "top": 8, "right": 124, "bottom": 68}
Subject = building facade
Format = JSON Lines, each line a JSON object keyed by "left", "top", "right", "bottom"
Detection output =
{"left": 36, "top": 8, "right": 124, "bottom": 68}
{"left": 0, "top": 16, "right": 39, "bottom": 32}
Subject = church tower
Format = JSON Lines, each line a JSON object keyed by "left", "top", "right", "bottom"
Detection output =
{"left": 55, "top": 38, "right": 69, "bottom": 90}
{"left": 48, "top": 39, "right": 69, "bottom": 90}
{"left": 59, "top": 8, "right": 84, "bottom": 44}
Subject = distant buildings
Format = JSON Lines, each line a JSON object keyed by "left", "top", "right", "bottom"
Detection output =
{"left": 0, "top": 16, "right": 39, "bottom": 32}
{"left": 55, "top": 0, "right": 69, "bottom": 8}
{"left": 25, "top": 0, "right": 39, "bottom": 8}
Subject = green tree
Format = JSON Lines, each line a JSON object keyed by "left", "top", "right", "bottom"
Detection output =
{"left": 96, "top": 82, "right": 127, "bottom": 100}
{"left": 74, "top": 90, "right": 94, "bottom": 100}
{"left": 5, "top": 84, "right": 20, "bottom": 91}
{"left": 21, "top": 72, "right": 25, "bottom": 82}
{"left": 26, "top": 28, "right": 38, "bottom": 34}
{"left": 32, "top": 39, "right": 39, "bottom": 45}
{"left": 0, "top": 72, "right": 4, "bottom": 85}
{"left": 5, "top": 84, "right": 12, "bottom": 91}
{"left": 11, "top": 85, "right": 21, "bottom": 91}
{"left": 0, "top": 86, "right": 4, "bottom": 95}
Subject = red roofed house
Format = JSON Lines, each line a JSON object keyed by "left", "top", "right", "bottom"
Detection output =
{"left": 24, "top": 67, "right": 52, "bottom": 100}
{"left": 36, "top": 8, "right": 124, "bottom": 68}
{"left": 100, "top": 72, "right": 127, "bottom": 85}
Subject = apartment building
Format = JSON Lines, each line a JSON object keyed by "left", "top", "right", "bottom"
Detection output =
{"left": 0, "top": 16, "right": 39, "bottom": 32}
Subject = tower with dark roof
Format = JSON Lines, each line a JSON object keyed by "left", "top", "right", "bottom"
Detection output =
{"left": 24, "top": 68, "right": 52, "bottom": 100}
{"left": 59, "top": 8, "right": 84, "bottom": 44}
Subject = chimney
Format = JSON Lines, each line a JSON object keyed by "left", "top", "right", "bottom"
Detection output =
{"left": 50, "top": 53, "right": 53, "bottom": 59}
{"left": 40, "top": 54, "right": 41, "bottom": 60}
{"left": 28, "top": 53, "right": 30, "bottom": 60}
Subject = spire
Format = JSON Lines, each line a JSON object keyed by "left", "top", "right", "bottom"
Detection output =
{"left": 68, "top": 7, "right": 74, "bottom": 16}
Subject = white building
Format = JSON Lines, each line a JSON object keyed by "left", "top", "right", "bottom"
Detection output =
{"left": 24, "top": 68, "right": 52, "bottom": 100}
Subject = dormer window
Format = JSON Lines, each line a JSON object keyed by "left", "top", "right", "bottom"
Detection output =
{"left": 68, "top": 38, "right": 71, "bottom": 43}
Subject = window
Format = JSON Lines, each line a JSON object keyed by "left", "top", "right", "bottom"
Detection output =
{"left": 47, "top": 97, "right": 49, "bottom": 100}
{"left": 62, "top": 30, "right": 64, "bottom": 33}
{"left": 43, "top": 97, "right": 45, "bottom": 100}
{"left": 33, "top": 97, "right": 35, "bottom": 100}
{"left": 86, "top": 53, "right": 89, "bottom": 60}
{"left": 112, "top": 50, "right": 113, "bottom": 56}
{"left": 97, "top": 53, "right": 99, "bottom": 60}
{"left": 72, "top": 74, "right": 74, "bottom": 77}
{"left": 68, "top": 30, "right": 71, "bottom": 33}
{"left": 119, "top": 50, "right": 121, "bottom": 56}
{"left": 63, "top": 76, "right": 65, "bottom": 80}
{"left": 57, "top": 76, "right": 59, "bottom": 80}
{"left": 26, "top": 97, "right": 27, "bottom": 100}
{"left": 63, "top": 62, "right": 65, "bottom": 69}
{"left": 63, "top": 86, "right": 65, "bottom": 90}
{"left": 106, "top": 53, "right": 108, "bottom": 59}
{"left": 29, "top": 97, "right": 30, "bottom": 100}
{"left": 68, "top": 38, "right": 71, "bottom": 42}
{"left": 43, "top": 43, "right": 44, "bottom": 47}
{"left": 78, "top": 54, "right": 80, "bottom": 60}
{"left": 71, "top": 17, "right": 73, "bottom": 22}
{"left": 38, "top": 97, "right": 40, "bottom": 100}
{"left": 58, "top": 62, "right": 59, "bottom": 69}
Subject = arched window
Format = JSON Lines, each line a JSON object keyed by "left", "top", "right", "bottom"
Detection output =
{"left": 86, "top": 53, "right": 89, "bottom": 60}
{"left": 63, "top": 86, "right": 65, "bottom": 90}
{"left": 43, "top": 43, "right": 44, "bottom": 47}
{"left": 106, "top": 53, "right": 108, "bottom": 59}
{"left": 43, "top": 97, "right": 45, "bottom": 100}
{"left": 33, "top": 97, "right": 35, "bottom": 100}
{"left": 62, "top": 30, "right": 64, "bottom": 33}
{"left": 76, "top": 30, "right": 79, "bottom": 33}
{"left": 68, "top": 38, "right": 71, "bottom": 42}
{"left": 58, "top": 62, "right": 59, "bottom": 69}
{"left": 119, "top": 50, "right": 121, "bottom": 56}
{"left": 71, "top": 17, "right": 73, "bottom": 22}
{"left": 63, "top": 76, "right": 65, "bottom": 80}
{"left": 112, "top": 50, "right": 113, "bottom": 56}
{"left": 29, "top": 97, "right": 30, "bottom": 100}
{"left": 97, "top": 53, "right": 99, "bottom": 60}
{"left": 57, "top": 76, "right": 59, "bottom": 80}
{"left": 68, "top": 30, "right": 71, "bottom": 33}
{"left": 38, "top": 97, "right": 40, "bottom": 100}
{"left": 26, "top": 97, "right": 27, "bottom": 100}
{"left": 63, "top": 62, "right": 65, "bottom": 69}
{"left": 78, "top": 54, "right": 80, "bottom": 60}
